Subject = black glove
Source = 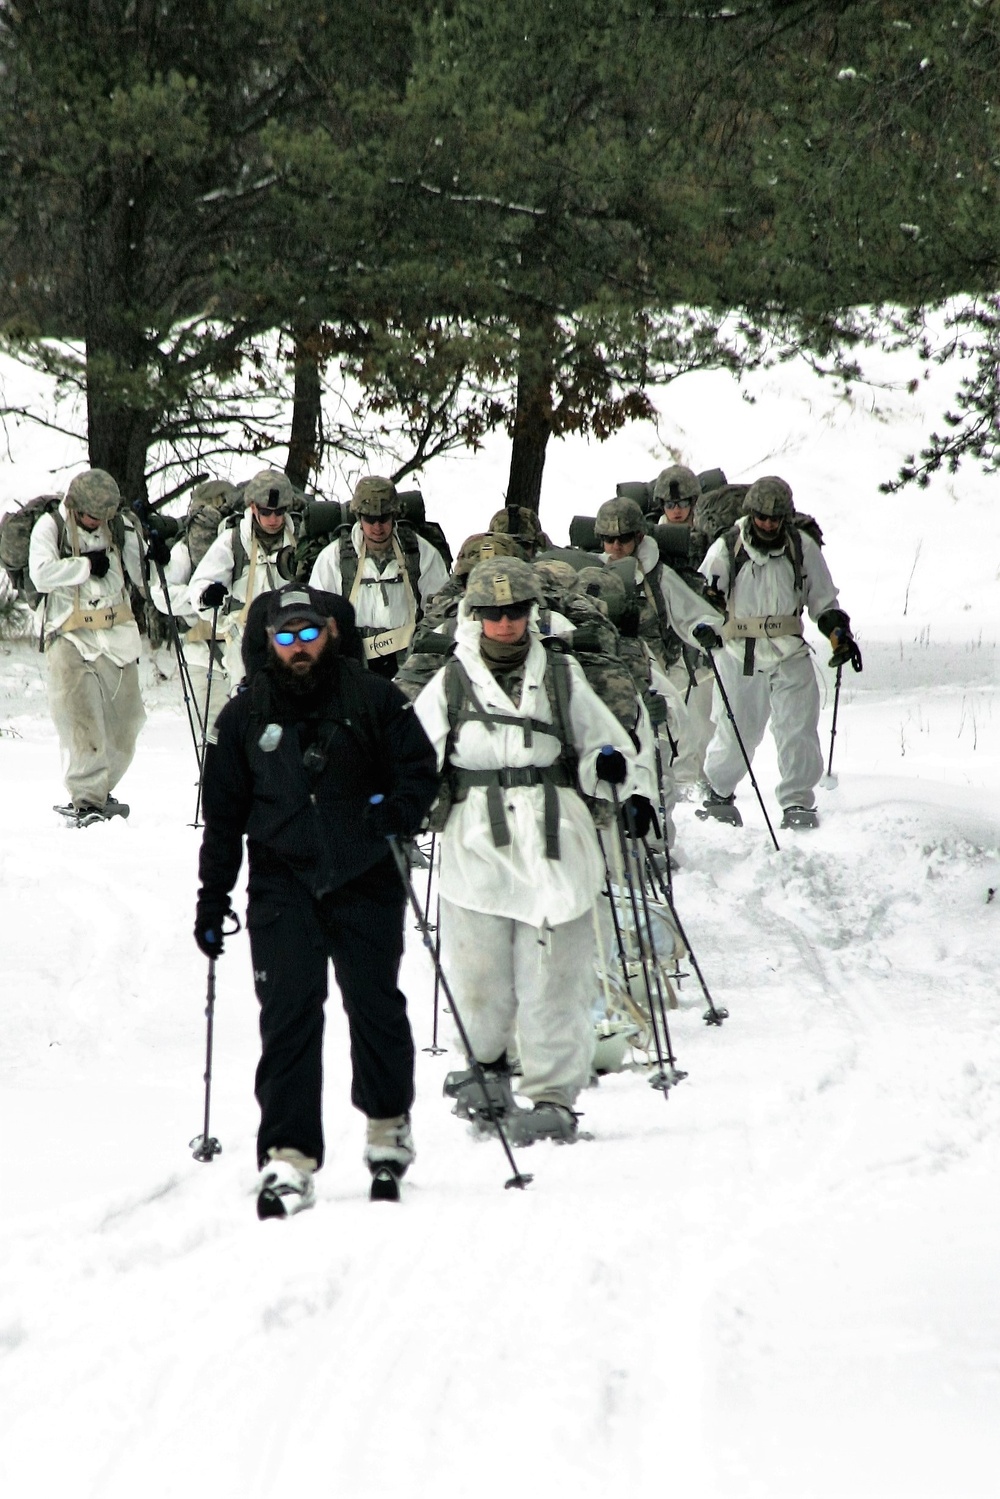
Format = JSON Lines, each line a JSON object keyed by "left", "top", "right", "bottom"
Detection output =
{"left": 829, "top": 628, "right": 863, "bottom": 673}
{"left": 145, "top": 530, "right": 172, "bottom": 568}
{"left": 363, "top": 796, "right": 412, "bottom": 842}
{"left": 693, "top": 622, "right": 723, "bottom": 651}
{"left": 645, "top": 692, "right": 668, "bottom": 729}
{"left": 88, "top": 549, "right": 110, "bottom": 579}
{"left": 623, "top": 794, "right": 658, "bottom": 840}
{"left": 200, "top": 581, "right": 228, "bottom": 609}
{"left": 595, "top": 747, "right": 628, "bottom": 785}
{"left": 194, "top": 909, "right": 228, "bottom": 959}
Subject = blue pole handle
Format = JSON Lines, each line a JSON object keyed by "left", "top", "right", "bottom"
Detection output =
{"left": 370, "top": 794, "right": 385, "bottom": 805}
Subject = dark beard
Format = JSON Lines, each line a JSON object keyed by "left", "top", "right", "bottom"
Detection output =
{"left": 266, "top": 635, "right": 340, "bottom": 709}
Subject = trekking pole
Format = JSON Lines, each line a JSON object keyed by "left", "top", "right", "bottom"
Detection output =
{"left": 422, "top": 894, "right": 447, "bottom": 1056}
{"left": 191, "top": 605, "right": 221, "bottom": 828}
{"left": 375, "top": 803, "right": 532, "bottom": 1190}
{"left": 599, "top": 828, "right": 639, "bottom": 1002}
{"left": 641, "top": 837, "right": 729, "bottom": 1027}
{"left": 190, "top": 958, "right": 222, "bottom": 1161}
{"left": 704, "top": 650, "right": 781, "bottom": 852}
{"left": 131, "top": 500, "right": 205, "bottom": 765}
{"left": 190, "top": 913, "right": 241, "bottom": 1161}
{"left": 821, "top": 664, "right": 843, "bottom": 789}
{"left": 608, "top": 779, "right": 686, "bottom": 1094}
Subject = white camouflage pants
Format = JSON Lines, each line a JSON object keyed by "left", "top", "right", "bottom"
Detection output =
{"left": 46, "top": 637, "right": 146, "bottom": 808}
{"left": 703, "top": 646, "right": 822, "bottom": 810}
{"left": 439, "top": 899, "right": 596, "bottom": 1109}
{"left": 666, "top": 658, "right": 714, "bottom": 785}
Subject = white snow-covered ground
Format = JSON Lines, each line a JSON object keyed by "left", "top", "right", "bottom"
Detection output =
{"left": 1, "top": 342, "right": 999, "bottom": 1499}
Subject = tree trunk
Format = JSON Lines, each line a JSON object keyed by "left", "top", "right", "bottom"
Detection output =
{"left": 286, "top": 325, "right": 324, "bottom": 491}
{"left": 83, "top": 162, "right": 154, "bottom": 506}
{"left": 505, "top": 323, "right": 555, "bottom": 512}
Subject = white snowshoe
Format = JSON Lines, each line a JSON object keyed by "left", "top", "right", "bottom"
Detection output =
{"left": 781, "top": 805, "right": 819, "bottom": 830}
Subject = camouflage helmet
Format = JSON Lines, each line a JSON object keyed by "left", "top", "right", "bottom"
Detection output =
{"left": 453, "top": 531, "right": 527, "bottom": 579}
{"left": 573, "top": 565, "right": 627, "bottom": 624}
{"left": 745, "top": 476, "right": 793, "bottom": 519}
{"left": 351, "top": 475, "right": 399, "bottom": 518}
{"left": 465, "top": 556, "right": 541, "bottom": 610}
{"left": 533, "top": 558, "right": 578, "bottom": 594}
{"left": 64, "top": 469, "right": 121, "bottom": 521}
{"left": 653, "top": 464, "right": 700, "bottom": 508}
{"left": 488, "top": 505, "right": 546, "bottom": 550}
{"left": 594, "top": 496, "right": 645, "bottom": 539}
{"left": 244, "top": 469, "right": 296, "bottom": 512}
{"left": 190, "top": 478, "right": 239, "bottom": 511}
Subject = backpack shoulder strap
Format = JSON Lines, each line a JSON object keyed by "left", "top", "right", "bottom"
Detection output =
{"left": 720, "top": 524, "right": 752, "bottom": 598}
{"left": 337, "top": 525, "right": 359, "bottom": 596}
{"left": 786, "top": 524, "right": 805, "bottom": 593}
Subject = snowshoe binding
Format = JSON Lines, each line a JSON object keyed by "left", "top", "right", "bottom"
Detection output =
{"left": 444, "top": 1059, "right": 516, "bottom": 1127}
{"left": 695, "top": 789, "right": 743, "bottom": 827}
{"left": 54, "top": 796, "right": 130, "bottom": 829}
{"left": 256, "top": 1158, "right": 316, "bottom": 1220}
{"left": 506, "top": 1102, "right": 580, "bottom": 1147}
{"left": 781, "top": 805, "right": 819, "bottom": 830}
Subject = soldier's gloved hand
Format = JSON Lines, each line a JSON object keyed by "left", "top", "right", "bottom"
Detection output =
{"left": 275, "top": 546, "right": 299, "bottom": 582}
{"left": 645, "top": 692, "right": 668, "bottom": 728}
{"left": 693, "top": 622, "right": 724, "bottom": 651}
{"left": 194, "top": 905, "right": 230, "bottom": 959}
{"left": 596, "top": 746, "right": 628, "bottom": 785}
{"left": 88, "top": 549, "right": 111, "bottom": 579}
{"left": 829, "top": 627, "right": 863, "bottom": 673}
{"left": 364, "top": 795, "right": 412, "bottom": 842}
{"left": 623, "top": 794, "right": 658, "bottom": 840}
{"left": 200, "top": 581, "right": 228, "bottom": 609}
{"left": 145, "top": 530, "right": 172, "bottom": 567}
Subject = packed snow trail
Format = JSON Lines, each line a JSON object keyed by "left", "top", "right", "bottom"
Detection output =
{"left": 1, "top": 655, "right": 999, "bottom": 1498}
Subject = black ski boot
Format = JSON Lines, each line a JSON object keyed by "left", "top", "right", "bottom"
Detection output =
{"left": 695, "top": 788, "right": 743, "bottom": 827}
{"left": 364, "top": 1115, "right": 414, "bottom": 1202}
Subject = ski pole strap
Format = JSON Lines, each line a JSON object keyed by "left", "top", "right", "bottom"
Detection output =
{"left": 451, "top": 763, "right": 571, "bottom": 858}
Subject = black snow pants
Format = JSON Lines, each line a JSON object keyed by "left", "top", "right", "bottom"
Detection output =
{"left": 247, "top": 856, "right": 413, "bottom": 1169}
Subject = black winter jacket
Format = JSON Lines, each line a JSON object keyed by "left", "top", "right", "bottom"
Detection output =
{"left": 197, "top": 656, "right": 439, "bottom": 917}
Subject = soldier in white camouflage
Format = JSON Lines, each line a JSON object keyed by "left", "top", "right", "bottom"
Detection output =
{"left": 28, "top": 468, "right": 147, "bottom": 826}
{"left": 413, "top": 556, "right": 653, "bottom": 1145}
{"left": 309, "top": 476, "right": 449, "bottom": 679}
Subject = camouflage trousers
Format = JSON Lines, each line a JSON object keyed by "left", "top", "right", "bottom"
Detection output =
{"left": 439, "top": 899, "right": 596, "bottom": 1109}
{"left": 46, "top": 636, "right": 146, "bottom": 808}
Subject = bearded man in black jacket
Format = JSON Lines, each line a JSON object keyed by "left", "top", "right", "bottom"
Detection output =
{"left": 195, "top": 585, "right": 439, "bottom": 1217}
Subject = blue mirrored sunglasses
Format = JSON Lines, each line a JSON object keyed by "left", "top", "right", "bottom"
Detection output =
{"left": 273, "top": 625, "right": 322, "bottom": 646}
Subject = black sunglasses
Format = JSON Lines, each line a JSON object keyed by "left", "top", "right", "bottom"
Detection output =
{"left": 600, "top": 532, "right": 637, "bottom": 546}
{"left": 474, "top": 601, "right": 533, "bottom": 622}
